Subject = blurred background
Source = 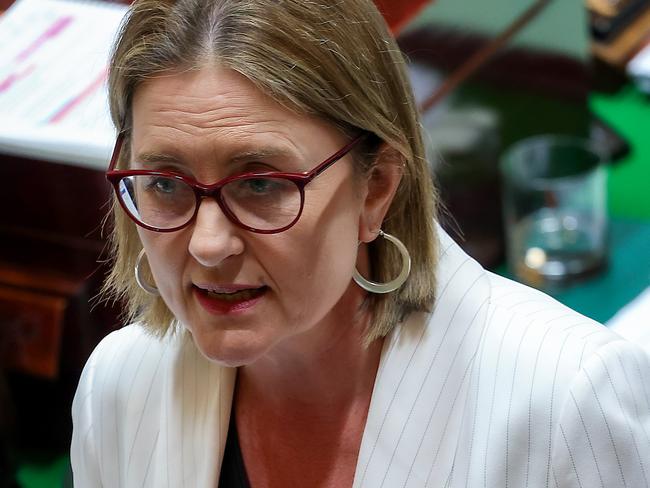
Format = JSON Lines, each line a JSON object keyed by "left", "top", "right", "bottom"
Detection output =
{"left": 0, "top": 0, "right": 649, "bottom": 486}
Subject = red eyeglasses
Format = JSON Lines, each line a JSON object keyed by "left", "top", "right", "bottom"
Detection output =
{"left": 106, "top": 133, "right": 365, "bottom": 233}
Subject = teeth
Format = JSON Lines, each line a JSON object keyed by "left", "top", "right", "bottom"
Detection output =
{"left": 205, "top": 288, "right": 261, "bottom": 301}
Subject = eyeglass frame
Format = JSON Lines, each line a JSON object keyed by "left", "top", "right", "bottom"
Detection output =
{"left": 106, "top": 131, "right": 366, "bottom": 234}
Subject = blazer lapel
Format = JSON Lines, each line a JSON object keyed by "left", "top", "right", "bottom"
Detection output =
{"left": 354, "top": 228, "right": 491, "bottom": 488}
{"left": 154, "top": 331, "right": 236, "bottom": 488}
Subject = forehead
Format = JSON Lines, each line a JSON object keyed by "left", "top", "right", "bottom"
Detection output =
{"left": 130, "top": 66, "right": 337, "bottom": 152}
{"left": 132, "top": 67, "right": 275, "bottom": 126}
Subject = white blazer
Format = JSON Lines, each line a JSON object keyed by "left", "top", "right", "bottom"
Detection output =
{"left": 71, "top": 228, "right": 650, "bottom": 487}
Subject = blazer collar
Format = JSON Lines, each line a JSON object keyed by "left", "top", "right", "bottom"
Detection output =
{"left": 154, "top": 332, "right": 236, "bottom": 487}
{"left": 353, "top": 226, "right": 491, "bottom": 487}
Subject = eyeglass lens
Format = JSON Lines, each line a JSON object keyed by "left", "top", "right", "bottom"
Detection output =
{"left": 117, "top": 174, "right": 302, "bottom": 231}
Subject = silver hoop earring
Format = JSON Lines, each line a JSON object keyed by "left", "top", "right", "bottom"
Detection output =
{"left": 353, "top": 230, "right": 411, "bottom": 294}
{"left": 135, "top": 249, "right": 160, "bottom": 296}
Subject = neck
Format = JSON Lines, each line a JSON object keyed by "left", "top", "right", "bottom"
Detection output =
{"left": 233, "top": 284, "right": 384, "bottom": 488}
{"left": 237, "top": 289, "right": 383, "bottom": 414}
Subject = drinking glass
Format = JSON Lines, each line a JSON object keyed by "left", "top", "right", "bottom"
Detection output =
{"left": 500, "top": 135, "right": 608, "bottom": 287}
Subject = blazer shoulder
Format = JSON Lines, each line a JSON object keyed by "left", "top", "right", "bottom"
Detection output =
{"left": 74, "top": 323, "right": 176, "bottom": 410}
{"left": 463, "top": 272, "right": 650, "bottom": 487}
{"left": 87, "top": 323, "right": 168, "bottom": 370}
{"left": 71, "top": 324, "right": 180, "bottom": 486}
{"left": 476, "top": 270, "right": 646, "bottom": 403}
{"left": 484, "top": 270, "right": 622, "bottom": 353}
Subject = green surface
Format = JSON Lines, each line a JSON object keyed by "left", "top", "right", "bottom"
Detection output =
{"left": 590, "top": 86, "right": 650, "bottom": 219}
{"left": 16, "top": 454, "right": 68, "bottom": 488}
{"left": 514, "top": 219, "right": 650, "bottom": 324}
{"left": 406, "top": 0, "right": 589, "bottom": 57}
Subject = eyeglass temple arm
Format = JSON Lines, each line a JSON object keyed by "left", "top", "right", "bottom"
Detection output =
{"left": 307, "top": 134, "right": 367, "bottom": 180}
{"left": 107, "top": 132, "right": 125, "bottom": 173}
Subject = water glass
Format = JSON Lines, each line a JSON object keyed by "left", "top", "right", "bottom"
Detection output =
{"left": 500, "top": 135, "right": 608, "bottom": 287}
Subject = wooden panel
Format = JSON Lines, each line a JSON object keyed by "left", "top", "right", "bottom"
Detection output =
{"left": 592, "top": 5, "right": 650, "bottom": 66}
{"left": 0, "top": 285, "right": 66, "bottom": 378}
{"left": 0, "top": 155, "right": 111, "bottom": 245}
{"left": 398, "top": 26, "right": 590, "bottom": 102}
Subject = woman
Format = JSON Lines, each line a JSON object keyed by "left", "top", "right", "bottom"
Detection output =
{"left": 71, "top": 0, "right": 650, "bottom": 486}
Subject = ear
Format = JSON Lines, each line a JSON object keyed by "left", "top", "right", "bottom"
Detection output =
{"left": 358, "top": 143, "right": 403, "bottom": 243}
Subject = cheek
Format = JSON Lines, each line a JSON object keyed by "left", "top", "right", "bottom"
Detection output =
{"left": 274, "top": 201, "right": 361, "bottom": 313}
{"left": 137, "top": 229, "right": 189, "bottom": 299}
{"left": 302, "top": 180, "right": 364, "bottom": 279}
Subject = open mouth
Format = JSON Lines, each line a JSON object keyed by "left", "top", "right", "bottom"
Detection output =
{"left": 201, "top": 287, "right": 267, "bottom": 302}
{"left": 193, "top": 284, "right": 268, "bottom": 314}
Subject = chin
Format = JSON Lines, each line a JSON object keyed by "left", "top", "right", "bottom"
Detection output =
{"left": 189, "top": 327, "right": 271, "bottom": 368}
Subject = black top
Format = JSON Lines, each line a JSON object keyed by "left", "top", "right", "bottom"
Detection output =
{"left": 218, "top": 413, "right": 251, "bottom": 488}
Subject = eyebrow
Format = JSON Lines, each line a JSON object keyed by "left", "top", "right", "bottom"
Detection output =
{"left": 229, "top": 147, "right": 296, "bottom": 164}
{"left": 135, "top": 152, "right": 182, "bottom": 166}
{"left": 134, "top": 147, "right": 298, "bottom": 167}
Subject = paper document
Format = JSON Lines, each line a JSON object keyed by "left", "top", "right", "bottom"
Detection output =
{"left": 607, "top": 286, "right": 650, "bottom": 352}
{"left": 627, "top": 41, "right": 650, "bottom": 95}
{"left": 0, "top": 0, "right": 128, "bottom": 169}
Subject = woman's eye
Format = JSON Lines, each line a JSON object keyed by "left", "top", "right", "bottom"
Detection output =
{"left": 225, "top": 176, "right": 295, "bottom": 203}
{"left": 147, "top": 177, "right": 178, "bottom": 193}
{"left": 245, "top": 178, "right": 274, "bottom": 194}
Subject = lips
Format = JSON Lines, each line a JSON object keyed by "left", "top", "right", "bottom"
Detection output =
{"left": 204, "top": 288, "right": 263, "bottom": 302}
{"left": 192, "top": 284, "right": 267, "bottom": 315}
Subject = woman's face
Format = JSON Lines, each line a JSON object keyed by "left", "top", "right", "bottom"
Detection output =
{"left": 130, "top": 67, "right": 382, "bottom": 366}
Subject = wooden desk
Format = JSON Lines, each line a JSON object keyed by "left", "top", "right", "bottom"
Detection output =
{"left": 0, "top": 152, "right": 121, "bottom": 452}
{"left": 0, "top": 155, "right": 119, "bottom": 379}
{"left": 592, "top": 5, "right": 650, "bottom": 68}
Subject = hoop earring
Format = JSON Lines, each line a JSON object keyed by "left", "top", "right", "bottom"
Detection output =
{"left": 135, "top": 249, "right": 160, "bottom": 296}
{"left": 353, "top": 230, "right": 411, "bottom": 294}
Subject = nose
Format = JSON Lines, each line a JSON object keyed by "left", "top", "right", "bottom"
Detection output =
{"left": 188, "top": 198, "right": 245, "bottom": 267}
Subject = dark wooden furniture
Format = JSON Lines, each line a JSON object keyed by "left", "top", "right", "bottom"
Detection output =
{"left": 0, "top": 0, "right": 120, "bottom": 454}
{"left": 0, "top": 156, "right": 119, "bottom": 376}
{"left": 0, "top": 0, "right": 120, "bottom": 378}
{"left": 0, "top": 154, "right": 119, "bottom": 450}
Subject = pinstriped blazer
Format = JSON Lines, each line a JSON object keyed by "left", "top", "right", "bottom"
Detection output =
{"left": 71, "top": 228, "right": 650, "bottom": 487}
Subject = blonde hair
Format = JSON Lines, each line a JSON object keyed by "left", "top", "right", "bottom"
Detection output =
{"left": 104, "top": 0, "right": 438, "bottom": 342}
